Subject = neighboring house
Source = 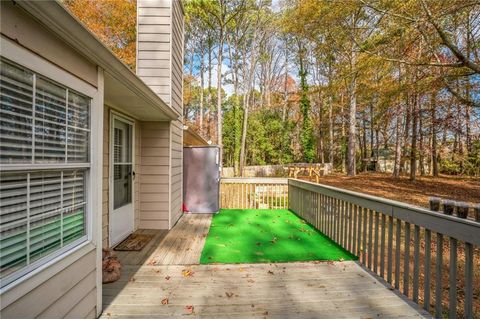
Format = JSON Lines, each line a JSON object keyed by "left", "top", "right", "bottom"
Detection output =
{"left": 0, "top": 0, "right": 184, "bottom": 318}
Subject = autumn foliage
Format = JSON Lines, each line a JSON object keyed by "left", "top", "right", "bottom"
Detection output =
{"left": 63, "top": 0, "right": 136, "bottom": 70}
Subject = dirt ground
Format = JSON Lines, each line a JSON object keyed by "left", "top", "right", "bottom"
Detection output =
{"left": 314, "top": 172, "right": 480, "bottom": 212}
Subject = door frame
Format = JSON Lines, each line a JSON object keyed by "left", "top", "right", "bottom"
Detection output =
{"left": 109, "top": 110, "right": 135, "bottom": 247}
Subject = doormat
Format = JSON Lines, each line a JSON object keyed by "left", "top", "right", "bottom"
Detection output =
{"left": 114, "top": 233, "right": 154, "bottom": 251}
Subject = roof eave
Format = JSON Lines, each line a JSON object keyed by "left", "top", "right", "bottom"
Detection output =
{"left": 16, "top": 0, "right": 181, "bottom": 121}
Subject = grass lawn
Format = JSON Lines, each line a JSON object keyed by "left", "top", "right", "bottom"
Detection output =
{"left": 200, "top": 209, "right": 357, "bottom": 264}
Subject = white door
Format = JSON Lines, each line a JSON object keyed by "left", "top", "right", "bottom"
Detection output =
{"left": 110, "top": 115, "right": 134, "bottom": 247}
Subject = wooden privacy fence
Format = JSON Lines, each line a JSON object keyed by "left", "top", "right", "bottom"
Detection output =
{"left": 288, "top": 179, "right": 479, "bottom": 319}
{"left": 220, "top": 178, "right": 288, "bottom": 209}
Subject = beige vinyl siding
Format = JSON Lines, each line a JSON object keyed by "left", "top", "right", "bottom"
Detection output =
{"left": 0, "top": 1, "right": 98, "bottom": 87}
{"left": 171, "top": 0, "right": 184, "bottom": 116}
{"left": 102, "top": 106, "right": 142, "bottom": 247}
{"left": 1, "top": 249, "right": 97, "bottom": 319}
{"left": 137, "top": 0, "right": 172, "bottom": 105}
{"left": 137, "top": 0, "right": 184, "bottom": 229}
{"left": 139, "top": 121, "right": 170, "bottom": 229}
{"left": 170, "top": 120, "right": 183, "bottom": 227}
{"left": 169, "top": 0, "right": 184, "bottom": 227}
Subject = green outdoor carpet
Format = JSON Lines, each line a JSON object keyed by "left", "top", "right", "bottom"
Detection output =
{"left": 200, "top": 209, "right": 357, "bottom": 264}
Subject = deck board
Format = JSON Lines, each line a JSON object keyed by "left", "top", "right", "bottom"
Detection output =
{"left": 102, "top": 262, "right": 430, "bottom": 318}
{"left": 103, "top": 214, "right": 430, "bottom": 318}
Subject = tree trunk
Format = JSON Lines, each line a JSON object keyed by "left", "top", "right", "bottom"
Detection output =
{"left": 347, "top": 70, "right": 357, "bottom": 176}
{"left": 410, "top": 94, "right": 418, "bottom": 181}
{"left": 199, "top": 46, "right": 205, "bottom": 136}
{"left": 328, "top": 95, "right": 334, "bottom": 165}
{"left": 282, "top": 39, "right": 289, "bottom": 122}
{"left": 362, "top": 113, "right": 367, "bottom": 171}
{"left": 419, "top": 102, "right": 425, "bottom": 176}
{"left": 393, "top": 102, "right": 402, "bottom": 178}
{"left": 431, "top": 92, "right": 439, "bottom": 177}
{"left": 216, "top": 31, "right": 224, "bottom": 164}
{"left": 340, "top": 93, "right": 346, "bottom": 173}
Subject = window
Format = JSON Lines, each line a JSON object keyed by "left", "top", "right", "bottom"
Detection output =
{"left": 0, "top": 58, "right": 90, "bottom": 287}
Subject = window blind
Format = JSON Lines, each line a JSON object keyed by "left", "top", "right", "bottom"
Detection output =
{"left": 0, "top": 58, "right": 90, "bottom": 286}
{"left": 0, "top": 59, "right": 90, "bottom": 164}
{"left": 0, "top": 170, "right": 86, "bottom": 278}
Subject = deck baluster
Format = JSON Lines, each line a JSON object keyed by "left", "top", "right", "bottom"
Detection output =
{"left": 449, "top": 237, "right": 457, "bottom": 318}
{"left": 413, "top": 225, "right": 420, "bottom": 303}
{"left": 424, "top": 229, "right": 431, "bottom": 312}
{"left": 465, "top": 242, "right": 473, "bottom": 319}
{"left": 387, "top": 215, "right": 393, "bottom": 285}
{"left": 404, "top": 222, "right": 411, "bottom": 297}
{"left": 435, "top": 233, "right": 443, "bottom": 319}
{"left": 380, "top": 213, "right": 386, "bottom": 278}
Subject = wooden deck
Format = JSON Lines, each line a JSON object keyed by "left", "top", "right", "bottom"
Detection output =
{"left": 113, "top": 213, "right": 212, "bottom": 266}
{"left": 102, "top": 214, "right": 431, "bottom": 318}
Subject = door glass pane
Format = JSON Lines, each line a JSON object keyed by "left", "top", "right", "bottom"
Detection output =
{"left": 113, "top": 119, "right": 132, "bottom": 209}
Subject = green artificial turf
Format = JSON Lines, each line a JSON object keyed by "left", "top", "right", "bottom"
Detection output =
{"left": 200, "top": 209, "right": 357, "bottom": 264}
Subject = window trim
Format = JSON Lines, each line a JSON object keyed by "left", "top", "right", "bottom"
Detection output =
{"left": 0, "top": 36, "right": 97, "bottom": 290}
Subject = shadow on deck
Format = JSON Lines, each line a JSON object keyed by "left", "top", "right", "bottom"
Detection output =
{"left": 101, "top": 213, "right": 431, "bottom": 318}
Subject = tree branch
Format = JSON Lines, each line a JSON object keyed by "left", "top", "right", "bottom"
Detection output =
{"left": 420, "top": 0, "right": 480, "bottom": 74}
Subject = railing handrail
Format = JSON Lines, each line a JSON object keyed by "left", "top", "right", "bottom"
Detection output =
{"left": 221, "top": 177, "right": 288, "bottom": 184}
{"left": 289, "top": 178, "right": 480, "bottom": 246}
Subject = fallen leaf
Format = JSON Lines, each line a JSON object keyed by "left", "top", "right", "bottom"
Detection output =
{"left": 129, "top": 277, "right": 136, "bottom": 282}
{"left": 225, "top": 292, "right": 234, "bottom": 298}
{"left": 147, "top": 260, "right": 157, "bottom": 266}
{"left": 256, "top": 242, "right": 262, "bottom": 246}
{"left": 161, "top": 298, "right": 169, "bottom": 305}
{"left": 185, "top": 305, "right": 195, "bottom": 314}
{"left": 182, "top": 269, "right": 194, "bottom": 277}
{"left": 251, "top": 304, "right": 255, "bottom": 308}
{"left": 267, "top": 270, "right": 274, "bottom": 275}
{"left": 165, "top": 276, "right": 171, "bottom": 280}
{"left": 247, "top": 279, "right": 255, "bottom": 283}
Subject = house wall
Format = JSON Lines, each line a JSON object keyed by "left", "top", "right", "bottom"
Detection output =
{"left": 171, "top": 0, "right": 184, "bottom": 116}
{"left": 0, "top": 1, "right": 98, "bottom": 87}
{"left": 137, "top": 0, "right": 172, "bottom": 105}
{"left": 102, "top": 106, "right": 142, "bottom": 247}
{"left": 170, "top": 120, "right": 183, "bottom": 227}
{"left": 1, "top": 248, "right": 97, "bottom": 319}
{"left": 169, "top": 0, "right": 184, "bottom": 227}
{"left": 0, "top": 3, "right": 102, "bottom": 317}
{"left": 139, "top": 122, "right": 171, "bottom": 229}
{"left": 137, "top": 0, "right": 184, "bottom": 229}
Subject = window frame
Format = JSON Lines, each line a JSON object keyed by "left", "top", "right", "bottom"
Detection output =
{"left": 0, "top": 38, "right": 98, "bottom": 290}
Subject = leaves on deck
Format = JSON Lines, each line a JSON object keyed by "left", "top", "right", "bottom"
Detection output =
{"left": 225, "top": 292, "right": 234, "bottom": 298}
{"left": 267, "top": 270, "right": 274, "bottom": 275}
{"left": 161, "top": 298, "right": 169, "bottom": 305}
{"left": 165, "top": 275, "right": 171, "bottom": 280}
{"left": 182, "top": 269, "right": 194, "bottom": 277}
{"left": 185, "top": 305, "right": 195, "bottom": 314}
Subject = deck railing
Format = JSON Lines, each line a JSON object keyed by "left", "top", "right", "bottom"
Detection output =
{"left": 288, "top": 178, "right": 479, "bottom": 319}
{"left": 220, "top": 178, "right": 288, "bottom": 209}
